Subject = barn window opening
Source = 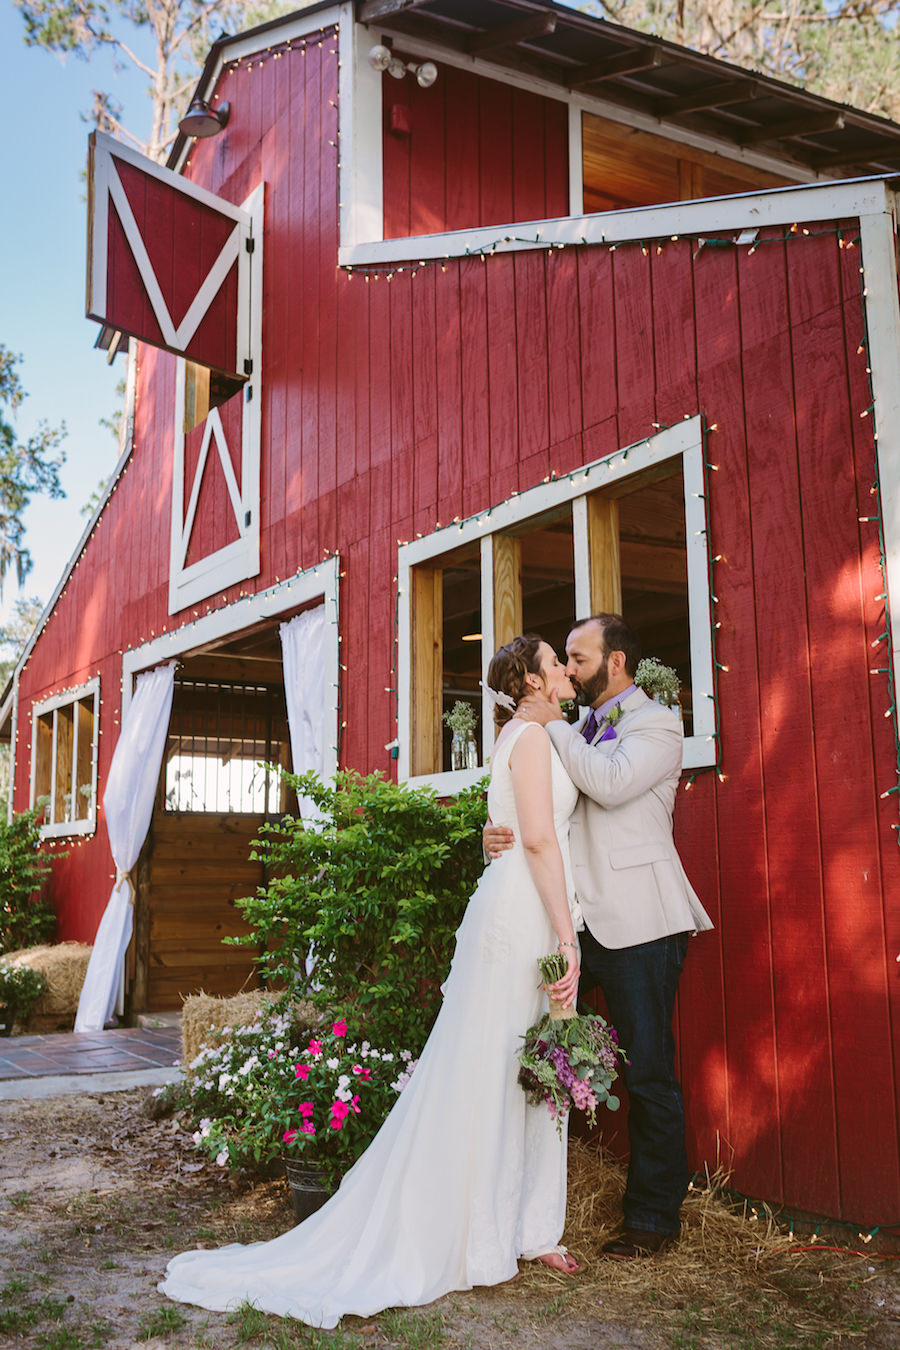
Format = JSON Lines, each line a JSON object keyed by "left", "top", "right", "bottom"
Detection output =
{"left": 580, "top": 111, "right": 790, "bottom": 214}
{"left": 164, "top": 678, "right": 289, "bottom": 813}
{"left": 183, "top": 361, "right": 245, "bottom": 434}
{"left": 400, "top": 422, "right": 714, "bottom": 787}
{"left": 31, "top": 680, "right": 100, "bottom": 836}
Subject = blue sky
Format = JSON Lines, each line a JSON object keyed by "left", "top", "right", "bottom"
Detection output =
{"left": 0, "top": 0, "right": 155, "bottom": 632}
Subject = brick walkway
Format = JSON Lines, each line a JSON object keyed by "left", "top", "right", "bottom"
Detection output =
{"left": 0, "top": 1026, "right": 182, "bottom": 1081}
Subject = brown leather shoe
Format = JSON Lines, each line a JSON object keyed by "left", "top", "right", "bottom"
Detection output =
{"left": 601, "top": 1228, "right": 676, "bottom": 1260}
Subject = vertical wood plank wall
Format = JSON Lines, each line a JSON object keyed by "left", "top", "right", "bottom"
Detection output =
{"left": 13, "top": 30, "right": 900, "bottom": 1222}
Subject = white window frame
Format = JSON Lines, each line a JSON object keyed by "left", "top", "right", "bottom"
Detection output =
{"left": 397, "top": 417, "right": 715, "bottom": 793}
{"left": 169, "top": 182, "right": 264, "bottom": 614}
{"left": 336, "top": 11, "right": 816, "bottom": 261}
{"left": 30, "top": 678, "right": 101, "bottom": 839}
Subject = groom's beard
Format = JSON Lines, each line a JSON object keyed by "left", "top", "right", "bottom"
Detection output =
{"left": 572, "top": 654, "right": 611, "bottom": 707}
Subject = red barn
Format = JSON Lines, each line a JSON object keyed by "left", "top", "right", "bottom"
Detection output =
{"left": 4, "top": 0, "right": 900, "bottom": 1227}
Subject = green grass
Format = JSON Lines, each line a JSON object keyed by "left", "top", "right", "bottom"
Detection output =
{"left": 379, "top": 1308, "right": 444, "bottom": 1347}
{"left": 137, "top": 1303, "right": 187, "bottom": 1339}
{"left": 10, "top": 1189, "right": 32, "bottom": 1210}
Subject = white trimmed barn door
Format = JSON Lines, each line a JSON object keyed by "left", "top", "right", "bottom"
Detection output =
{"left": 87, "top": 131, "right": 252, "bottom": 377}
{"left": 85, "top": 133, "right": 263, "bottom": 614}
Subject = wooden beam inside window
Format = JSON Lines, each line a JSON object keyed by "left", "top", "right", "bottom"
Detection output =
{"left": 586, "top": 495, "right": 622, "bottom": 613}
{"left": 411, "top": 566, "right": 442, "bottom": 776}
{"left": 493, "top": 534, "right": 522, "bottom": 648}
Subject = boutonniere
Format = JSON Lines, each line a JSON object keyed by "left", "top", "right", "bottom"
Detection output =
{"left": 606, "top": 704, "right": 624, "bottom": 727}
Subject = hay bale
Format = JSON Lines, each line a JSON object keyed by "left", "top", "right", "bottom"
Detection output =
{"left": 3, "top": 942, "right": 92, "bottom": 1030}
{"left": 181, "top": 990, "right": 321, "bottom": 1069}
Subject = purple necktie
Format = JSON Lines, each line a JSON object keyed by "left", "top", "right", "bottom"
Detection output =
{"left": 581, "top": 709, "right": 599, "bottom": 743}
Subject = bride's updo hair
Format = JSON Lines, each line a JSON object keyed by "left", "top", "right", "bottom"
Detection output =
{"left": 486, "top": 634, "right": 543, "bottom": 729}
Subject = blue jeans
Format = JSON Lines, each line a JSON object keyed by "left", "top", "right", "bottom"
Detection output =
{"left": 579, "top": 926, "right": 691, "bottom": 1236}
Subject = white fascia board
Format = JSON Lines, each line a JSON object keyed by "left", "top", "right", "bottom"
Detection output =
{"left": 861, "top": 202, "right": 900, "bottom": 757}
{"left": 339, "top": 176, "right": 895, "bottom": 269}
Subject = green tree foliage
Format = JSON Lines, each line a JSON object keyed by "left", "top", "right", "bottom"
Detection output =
{"left": 0, "top": 596, "right": 44, "bottom": 819}
{"left": 15, "top": 0, "right": 296, "bottom": 163}
{"left": 232, "top": 769, "right": 489, "bottom": 1055}
{"left": 0, "top": 810, "right": 57, "bottom": 955}
{"left": 580, "top": 1, "right": 900, "bottom": 120}
{"left": 0, "top": 349, "right": 65, "bottom": 596}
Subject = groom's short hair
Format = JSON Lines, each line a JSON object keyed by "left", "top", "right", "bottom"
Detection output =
{"left": 571, "top": 614, "right": 641, "bottom": 677}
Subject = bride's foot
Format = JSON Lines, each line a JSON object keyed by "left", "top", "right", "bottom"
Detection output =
{"left": 537, "top": 1246, "right": 582, "bottom": 1274}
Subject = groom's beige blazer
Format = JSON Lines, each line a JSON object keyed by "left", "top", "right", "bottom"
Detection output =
{"left": 546, "top": 686, "right": 713, "bottom": 950}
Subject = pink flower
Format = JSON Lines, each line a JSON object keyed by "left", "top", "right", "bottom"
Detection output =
{"left": 331, "top": 1100, "right": 350, "bottom": 1121}
{"left": 299, "top": 1121, "right": 315, "bottom": 1136}
{"left": 329, "top": 1116, "right": 345, "bottom": 1131}
{"left": 332, "top": 1020, "right": 348, "bottom": 1037}
{"left": 294, "top": 1064, "right": 310, "bottom": 1080}
{"left": 283, "top": 1128, "right": 298, "bottom": 1145}
{"left": 351, "top": 1064, "right": 363, "bottom": 1075}
{"left": 267, "top": 1049, "right": 277, "bottom": 1060}
{"left": 308, "top": 1038, "right": 323, "bottom": 1057}
{"left": 351, "top": 1095, "right": 361, "bottom": 1115}
{"left": 298, "top": 1102, "right": 314, "bottom": 1117}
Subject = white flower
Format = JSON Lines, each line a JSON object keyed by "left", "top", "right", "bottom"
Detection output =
{"left": 337, "top": 1074, "right": 350, "bottom": 1089}
{"left": 400, "top": 1050, "right": 412, "bottom": 1062}
{"left": 218, "top": 1072, "right": 233, "bottom": 1089}
{"left": 381, "top": 1053, "right": 394, "bottom": 1063}
{"left": 326, "top": 1057, "right": 340, "bottom": 1070}
{"left": 360, "top": 1042, "right": 370, "bottom": 1056}
{"left": 215, "top": 1149, "right": 229, "bottom": 1167}
{"left": 334, "top": 1085, "right": 353, "bottom": 1103}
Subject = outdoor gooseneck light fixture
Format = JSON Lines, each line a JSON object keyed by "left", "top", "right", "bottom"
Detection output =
{"left": 178, "top": 98, "right": 231, "bottom": 138}
{"left": 368, "top": 44, "right": 438, "bottom": 88}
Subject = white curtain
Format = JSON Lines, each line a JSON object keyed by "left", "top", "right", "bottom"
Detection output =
{"left": 74, "top": 662, "right": 176, "bottom": 1034}
{"left": 280, "top": 605, "right": 327, "bottom": 808}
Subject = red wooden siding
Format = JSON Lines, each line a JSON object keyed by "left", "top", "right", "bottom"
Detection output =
{"left": 382, "top": 65, "right": 568, "bottom": 238}
{"left": 14, "top": 30, "right": 900, "bottom": 1223}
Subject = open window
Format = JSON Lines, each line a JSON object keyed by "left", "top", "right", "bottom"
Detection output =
{"left": 398, "top": 418, "right": 714, "bottom": 791}
{"left": 30, "top": 679, "right": 100, "bottom": 837}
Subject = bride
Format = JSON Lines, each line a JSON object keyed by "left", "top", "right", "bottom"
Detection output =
{"left": 161, "top": 634, "right": 584, "bottom": 1327}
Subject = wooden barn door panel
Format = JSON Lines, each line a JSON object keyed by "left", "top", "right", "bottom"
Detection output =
{"left": 144, "top": 813, "right": 264, "bottom": 1011}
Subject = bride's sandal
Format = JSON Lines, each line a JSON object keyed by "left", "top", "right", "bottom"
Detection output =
{"left": 536, "top": 1245, "right": 582, "bottom": 1274}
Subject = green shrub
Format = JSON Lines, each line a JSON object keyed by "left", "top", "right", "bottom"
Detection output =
{"left": 0, "top": 960, "right": 47, "bottom": 1025}
{"left": 231, "top": 769, "right": 488, "bottom": 1054}
{"left": 0, "top": 810, "right": 56, "bottom": 955}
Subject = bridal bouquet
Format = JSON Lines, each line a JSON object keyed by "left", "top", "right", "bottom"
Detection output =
{"left": 517, "top": 954, "right": 627, "bottom": 1136}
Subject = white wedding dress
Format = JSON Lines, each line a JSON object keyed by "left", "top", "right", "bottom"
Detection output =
{"left": 160, "top": 721, "right": 580, "bottom": 1328}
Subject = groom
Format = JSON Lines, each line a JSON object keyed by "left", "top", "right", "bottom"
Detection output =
{"left": 485, "top": 614, "right": 712, "bottom": 1258}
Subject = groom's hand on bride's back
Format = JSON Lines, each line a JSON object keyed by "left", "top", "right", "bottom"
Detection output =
{"left": 483, "top": 823, "right": 515, "bottom": 858}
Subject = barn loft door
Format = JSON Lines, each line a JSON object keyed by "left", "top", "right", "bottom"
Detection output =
{"left": 169, "top": 184, "right": 264, "bottom": 613}
{"left": 86, "top": 131, "right": 252, "bottom": 378}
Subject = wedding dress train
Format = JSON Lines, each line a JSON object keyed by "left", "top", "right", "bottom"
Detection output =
{"left": 160, "top": 721, "right": 579, "bottom": 1328}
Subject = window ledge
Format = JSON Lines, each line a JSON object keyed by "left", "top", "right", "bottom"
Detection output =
{"left": 38, "top": 819, "right": 97, "bottom": 841}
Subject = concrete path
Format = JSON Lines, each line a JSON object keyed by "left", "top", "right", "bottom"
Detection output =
{"left": 0, "top": 1023, "right": 182, "bottom": 1099}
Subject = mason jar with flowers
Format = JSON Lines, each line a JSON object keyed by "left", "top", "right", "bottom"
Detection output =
{"left": 184, "top": 1006, "right": 417, "bottom": 1221}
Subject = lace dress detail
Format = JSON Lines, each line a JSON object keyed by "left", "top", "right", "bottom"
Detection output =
{"left": 161, "top": 721, "right": 579, "bottom": 1328}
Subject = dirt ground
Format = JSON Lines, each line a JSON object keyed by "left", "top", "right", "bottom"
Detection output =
{"left": 1, "top": 1088, "right": 898, "bottom": 1350}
